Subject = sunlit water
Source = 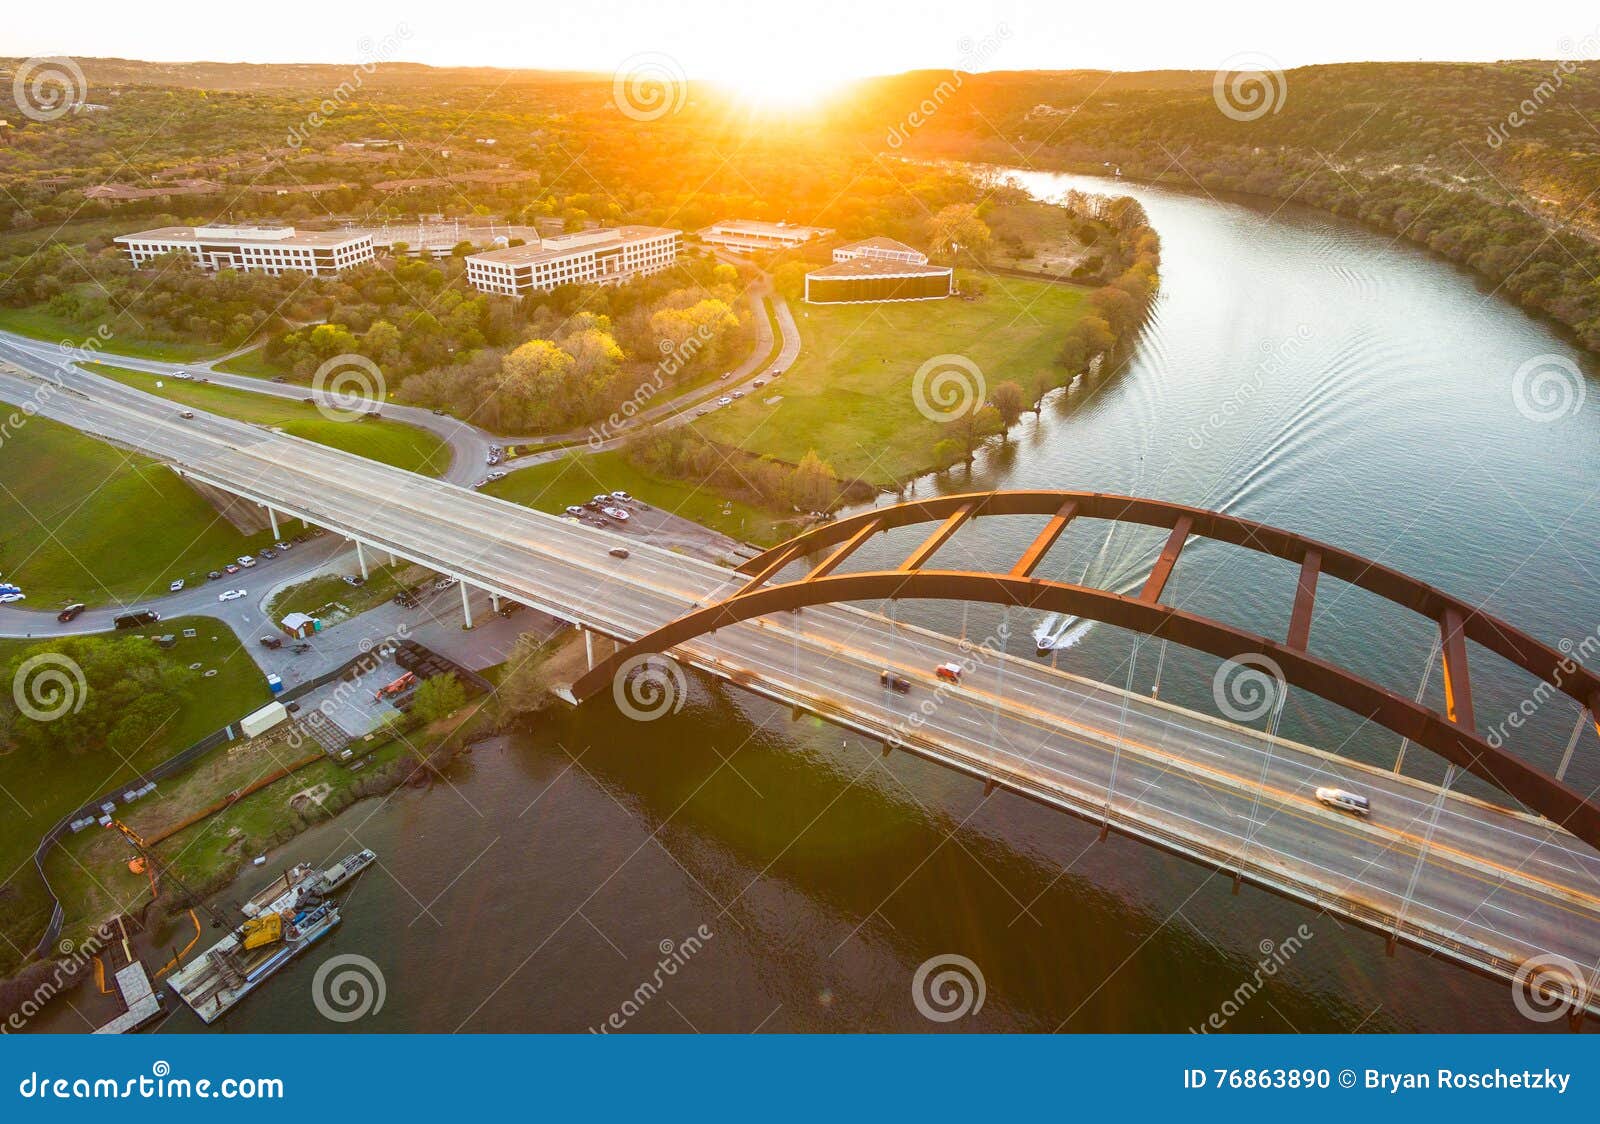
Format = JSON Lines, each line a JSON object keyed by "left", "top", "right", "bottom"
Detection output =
{"left": 37, "top": 171, "right": 1600, "bottom": 1034}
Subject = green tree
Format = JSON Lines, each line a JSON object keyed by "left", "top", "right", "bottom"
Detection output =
{"left": 992, "top": 380, "right": 1026, "bottom": 433}
{"left": 411, "top": 673, "right": 467, "bottom": 724}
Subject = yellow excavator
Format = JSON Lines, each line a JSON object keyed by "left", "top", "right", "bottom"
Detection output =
{"left": 239, "top": 912, "right": 285, "bottom": 950}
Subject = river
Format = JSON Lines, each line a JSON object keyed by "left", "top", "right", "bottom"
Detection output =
{"left": 43, "top": 169, "right": 1599, "bottom": 1034}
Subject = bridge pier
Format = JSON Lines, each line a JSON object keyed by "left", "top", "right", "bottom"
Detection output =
{"left": 491, "top": 593, "right": 501, "bottom": 613}
{"left": 583, "top": 627, "right": 594, "bottom": 670}
{"left": 460, "top": 581, "right": 474, "bottom": 630}
{"left": 355, "top": 540, "right": 368, "bottom": 581}
{"left": 266, "top": 506, "right": 280, "bottom": 540}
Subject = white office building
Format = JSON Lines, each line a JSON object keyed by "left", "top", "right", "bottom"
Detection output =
{"left": 465, "top": 226, "right": 680, "bottom": 296}
{"left": 114, "top": 225, "right": 375, "bottom": 277}
{"left": 699, "top": 219, "right": 830, "bottom": 254}
{"left": 832, "top": 236, "right": 930, "bottom": 266}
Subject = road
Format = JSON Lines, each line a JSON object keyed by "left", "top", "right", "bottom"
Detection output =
{"left": 2, "top": 354, "right": 1597, "bottom": 1013}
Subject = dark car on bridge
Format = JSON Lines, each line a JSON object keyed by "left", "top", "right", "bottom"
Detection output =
{"left": 879, "top": 669, "right": 911, "bottom": 693}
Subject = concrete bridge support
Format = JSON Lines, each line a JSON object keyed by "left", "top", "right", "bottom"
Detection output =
{"left": 266, "top": 506, "right": 280, "bottom": 540}
{"left": 461, "top": 581, "right": 474, "bottom": 630}
{"left": 355, "top": 540, "right": 369, "bottom": 581}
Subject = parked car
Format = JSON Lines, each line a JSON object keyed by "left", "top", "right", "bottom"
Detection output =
{"left": 169, "top": 579, "right": 185, "bottom": 592}
{"left": 343, "top": 575, "right": 365, "bottom": 587}
{"left": 275, "top": 541, "right": 292, "bottom": 552}
{"left": 259, "top": 635, "right": 283, "bottom": 650}
{"left": 235, "top": 556, "right": 257, "bottom": 568}
{"left": 592, "top": 494, "right": 611, "bottom": 506}
{"left": 609, "top": 547, "right": 630, "bottom": 559}
{"left": 224, "top": 564, "right": 240, "bottom": 575}
{"left": 218, "top": 588, "right": 247, "bottom": 602}
{"left": 879, "top": 670, "right": 911, "bottom": 693}
{"left": 258, "top": 548, "right": 277, "bottom": 560}
{"left": 497, "top": 601, "right": 524, "bottom": 618}
{"left": 935, "top": 662, "right": 963, "bottom": 684}
{"left": 1314, "top": 787, "right": 1372, "bottom": 817}
{"left": 488, "top": 471, "right": 506, "bottom": 481}
{"left": 610, "top": 490, "right": 632, "bottom": 502}
{"left": 113, "top": 610, "right": 160, "bottom": 630}
{"left": 57, "top": 603, "right": 87, "bottom": 623}
{"left": 602, "top": 506, "right": 630, "bottom": 522}
{"left": 565, "top": 505, "right": 586, "bottom": 516}
{"left": 206, "top": 570, "right": 222, "bottom": 581}
{"left": 0, "top": 593, "right": 24, "bottom": 604}
{"left": 291, "top": 643, "right": 311, "bottom": 653}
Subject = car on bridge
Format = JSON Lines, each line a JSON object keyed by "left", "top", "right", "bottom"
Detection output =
{"left": 935, "top": 662, "right": 963, "bottom": 684}
{"left": 178, "top": 410, "right": 195, "bottom": 420}
{"left": 879, "top": 670, "right": 911, "bottom": 693}
{"left": 609, "top": 547, "right": 630, "bottom": 559}
{"left": 1314, "top": 787, "right": 1371, "bottom": 817}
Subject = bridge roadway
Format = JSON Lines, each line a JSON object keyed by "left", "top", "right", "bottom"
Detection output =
{"left": 4, "top": 354, "right": 1598, "bottom": 1014}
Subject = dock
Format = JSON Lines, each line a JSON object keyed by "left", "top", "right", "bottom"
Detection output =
{"left": 93, "top": 962, "right": 162, "bottom": 1034}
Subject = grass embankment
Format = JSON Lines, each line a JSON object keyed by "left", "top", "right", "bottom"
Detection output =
{"left": 212, "top": 347, "right": 289, "bottom": 379}
{"left": 85, "top": 363, "right": 451, "bottom": 477}
{"left": 0, "top": 414, "right": 275, "bottom": 606}
{"left": 0, "top": 620, "right": 267, "bottom": 973}
{"left": 697, "top": 272, "right": 1090, "bottom": 485}
{"left": 985, "top": 198, "right": 1096, "bottom": 275}
{"left": 484, "top": 448, "right": 787, "bottom": 545}
{"left": 0, "top": 305, "right": 227, "bottom": 363}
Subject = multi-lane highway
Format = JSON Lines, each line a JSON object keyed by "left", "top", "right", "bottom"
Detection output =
{"left": 3, "top": 348, "right": 1597, "bottom": 1015}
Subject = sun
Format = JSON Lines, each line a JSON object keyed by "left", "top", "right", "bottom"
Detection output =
{"left": 709, "top": 60, "right": 856, "bottom": 111}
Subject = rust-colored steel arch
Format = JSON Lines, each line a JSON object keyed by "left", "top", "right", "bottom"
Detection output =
{"left": 573, "top": 490, "right": 1600, "bottom": 849}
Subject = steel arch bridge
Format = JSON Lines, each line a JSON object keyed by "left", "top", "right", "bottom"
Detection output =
{"left": 571, "top": 490, "right": 1600, "bottom": 850}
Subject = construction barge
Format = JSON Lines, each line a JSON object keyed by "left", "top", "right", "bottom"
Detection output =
{"left": 167, "top": 848, "right": 376, "bottom": 1024}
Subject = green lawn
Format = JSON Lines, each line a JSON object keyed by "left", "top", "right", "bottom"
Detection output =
{"left": 213, "top": 346, "right": 289, "bottom": 379}
{"left": 0, "top": 414, "right": 277, "bottom": 607}
{"left": 0, "top": 305, "right": 227, "bottom": 363}
{"left": 484, "top": 448, "right": 789, "bottom": 546}
{"left": 86, "top": 363, "right": 452, "bottom": 477}
{"left": 0, "top": 619, "right": 268, "bottom": 972}
{"left": 265, "top": 561, "right": 426, "bottom": 623}
{"left": 697, "top": 272, "right": 1089, "bottom": 484}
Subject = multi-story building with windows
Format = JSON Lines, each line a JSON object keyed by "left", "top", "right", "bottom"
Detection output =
{"left": 464, "top": 226, "right": 681, "bottom": 296}
{"left": 832, "top": 236, "right": 930, "bottom": 266}
{"left": 699, "top": 219, "right": 830, "bottom": 254}
{"left": 113, "top": 225, "right": 375, "bottom": 276}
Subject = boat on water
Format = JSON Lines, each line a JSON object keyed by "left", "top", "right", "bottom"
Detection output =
{"left": 314, "top": 847, "right": 376, "bottom": 893}
{"left": 167, "top": 901, "right": 340, "bottom": 1024}
{"left": 168, "top": 847, "right": 373, "bottom": 1024}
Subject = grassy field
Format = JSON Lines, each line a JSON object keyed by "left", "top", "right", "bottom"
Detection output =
{"left": 265, "top": 561, "right": 428, "bottom": 623}
{"left": 0, "top": 619, "right": 268, "bottom": 971}
{"left": 0, "top": 414, "right": 277, "bottom": 606}
{"left": 484, "top": 448, "right": 788, "bottom": 545}
{"left": 697, "top": 273, "right": 1089, "bottom": 484}
{"left": 86, "top": 363, "right": 451, "bottom": 477}
{"left": 0, "top": 305, "right": 227, "bottom": 363}
{"left": 213, "top": 346, "right": 288, "bottom": 379}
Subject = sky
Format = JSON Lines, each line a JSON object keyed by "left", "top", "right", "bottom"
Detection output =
{"left": 9, "top": 0, "right": 1600, "bottom": 83}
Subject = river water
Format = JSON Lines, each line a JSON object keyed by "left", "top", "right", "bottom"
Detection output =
{"left": 45, "top": 170, "right": 1600, "bottom": 1034}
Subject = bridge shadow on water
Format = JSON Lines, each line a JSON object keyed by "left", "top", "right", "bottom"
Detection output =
{"left": 503, "top": 667, "right": 1538, "bottom": 1032}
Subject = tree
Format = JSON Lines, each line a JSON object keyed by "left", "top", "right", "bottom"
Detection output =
{"left": 771, "top": 261, "right": 811, "bottom": 302}
{"left": 930, "top": 203, "right": 991, "bottom": 261}
{"left": 991, "top": 381, "right": 1026, "bottom": 433}
{"left": 1, "top": 637, "right": 198, "bottom": 757}
{"left": 790, "top": 449, "right": 838, "bottom": 511}
{"left": 411, "top": 673, "right": 467, "bottom": 724}
{"left": 944, "top": 404, "right": 1003, "bottom": 463}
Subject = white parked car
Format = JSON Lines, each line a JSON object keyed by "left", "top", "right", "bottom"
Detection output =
{"left": 602, "top": 506, "right": 630, "bottom": 522}
{"left": 218, "top": 588, "right": 248, "bottom": 602}
{"left": 0, "top": 592, "right": 25, "bottom": 604}
{"left": 236, "top": 555, "right": 257, "bottom": 568}
{"left": 169, "top": 579, "right": 185, "bottom": 592}
{"left": 1314, "top": 787, "right": 1371, "bottom": 817}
